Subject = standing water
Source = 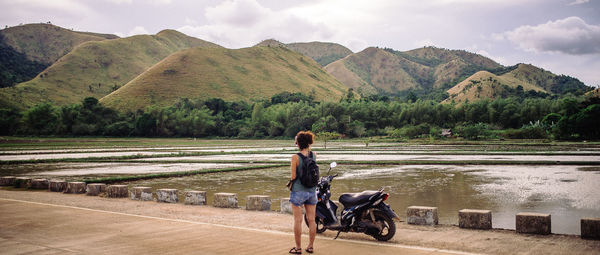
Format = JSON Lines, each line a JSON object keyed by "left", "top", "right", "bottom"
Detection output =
{"left": 125, "top": 164, "right": 600, "bottom": 235}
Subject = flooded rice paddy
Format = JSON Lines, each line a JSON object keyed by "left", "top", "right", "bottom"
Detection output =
{"left": 1, "top": 138, "right": 599, "bottom": 235}
{"left": 136, "top": 153, "right": 599, "bottom": 162}
{"left": 0, "top": 162, "right": 249, "bottom": 176}
{"left": 122, "top": 164, "right": 600, "bottom": 235}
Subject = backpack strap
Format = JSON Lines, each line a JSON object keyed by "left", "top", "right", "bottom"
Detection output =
{"left": 294, "top": 152, "right": 304, "bottom": 181}
{"left": 297, "top": 151, "right": 312, "bottom": 159}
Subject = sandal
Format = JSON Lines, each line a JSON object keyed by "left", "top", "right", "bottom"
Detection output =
{"left": 289, "top": 247, "right": 302, "bottom": 254}
{"left": 305, "top": 247, "right": 314, "bottom": 254}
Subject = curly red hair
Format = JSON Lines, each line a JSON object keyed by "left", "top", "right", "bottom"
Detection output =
{"left": 295, "top": 131, "right": 314, "bottom": 150}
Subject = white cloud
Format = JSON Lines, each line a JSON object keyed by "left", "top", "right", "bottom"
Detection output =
{"left": 567, "top": 0, "right": 589, "bottom": 5}
{"left": 184, "top": 17, "right": 198, "bottom": 25}
{"left": 177, "top": 0, "right": 337, "bottom": 49}
{"left": 414, "top": 39, "right": 436, "bottom": 47}
{"left": 115, "top": 26, "right": 149, "bottom": 37}
{"left": 11, "top": 0, "right": 91, "bottom": 15}
{"left": 475, "top": 49, "right": 508, "bottom": 65}
{"left": 150, "top": 0, "right": 172, "bottom": 5}
{"left": 205, "top": 0, "right": 269, "bottom": 27}
{"left": 128, "top": 26, "right": 149, "bottom": 35}
{"left": 503, "top": 16, "right": 600, "bottom": 55}
{"left": 104, "top": 0, "right": 133, "bottom": 4}
{"left": 102, "top": 0, "right": 171, "bottom": 4}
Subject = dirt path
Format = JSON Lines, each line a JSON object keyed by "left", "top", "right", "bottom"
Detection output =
{"left": 0, "top": 190, "right": 598, "bottom": 254}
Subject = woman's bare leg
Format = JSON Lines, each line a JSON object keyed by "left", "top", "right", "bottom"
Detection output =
{"left": 292, "top": 204, "right": 303, "bottom": 250}
{"left": 304, "top": 204, "right": 316, "bottom": 249}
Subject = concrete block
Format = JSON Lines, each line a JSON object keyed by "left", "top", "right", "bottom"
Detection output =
{"left": 156, "top": 189, "right": 178, "bottom": 203}
{"left": 280, "top": 197, "right": 292, "bottom": 214}
{"left": 581, "top": 218, "right": 600, "bottom": 240}
{"left": 0, "top": 176, "right": 15, "bottom": 186}
{"left": 407, "top": 206, "right": 438, "bottom": 225}
{"left": 246, "top": 195, "right": 271, "bottom": 211}
{"left": 130, "top": 187, "right": 153, "bottom": 201}
{"left": 516, "top": 212, "right": 551, "bottom": 235}
{"left": 86, "top": 183, "right": 106, "bottom": 196}
{"left": 64, "top": 182, "right": 86, "bottom": 194}
{"left": 30, "top": 179, "right": 49, "bottom": 189}
{"left": 14, "top": 177, "right": 32, "bottom": 188}
{"left": 184, "top": 191, "right": 206, "bottom": 205}
{"left": 213, "top": 193, "right": 238, "bottom": 208}
{"left": 49, "top": 180, "right": 67, "bottom": 192}
{"left": 459, "top": 209, "right": 492, "bottom": 230}
{"left": 107, "top": 185, "right": 128, "bottom": 198}
{"left": 280, "top": 198, "right": 306, "bottom": 214}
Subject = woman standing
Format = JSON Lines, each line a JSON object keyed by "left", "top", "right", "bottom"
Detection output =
{"left": 288, "top": 131, "right": 317, "bottom": 254}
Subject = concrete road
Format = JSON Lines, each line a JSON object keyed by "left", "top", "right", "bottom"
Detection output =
{"left": 0, "top": 197, "right": 468, "bottom": 255}
{"left": 1, "top": 190, "right": 598, "bottom": 255}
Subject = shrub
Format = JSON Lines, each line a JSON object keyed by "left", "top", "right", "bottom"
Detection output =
{"left": 399, "top": 124, "right": 430, "bottom": 138}
{"left": 503, "top": 126, "right": 548, "bottom": 139}
{"left": 455, "top": 123, "right": 490, "bottom": 140}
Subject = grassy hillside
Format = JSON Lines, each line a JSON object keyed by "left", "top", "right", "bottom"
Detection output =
{"left": 0, "top": 33, "right": 48, "bottom": 87}
{"left": 325, "top": 46, "right": 503, "bottom": 96}
{"left": 254, "top": 39, "right": 286, "bottom": 47}
{"left": 0, "top": 23, "right": 119, "bottom": 87}
{"left": 444, "top": 64, "right": 592, "bottom": 104}
{"left": 100, "top": 46, "right": 349, "bottom": 111}
{"left": 0, "top": 30, "right": 221, "bottom": 109}
{"left": 444, "top": 70, "right": 547, "bottom": 104}
{"left": 585, "top": 87, "right": 600, "bottom": 98}
{"left": 503, "top": 64, "right": 589, "bottom": 94}
{"left": 324, "top": 58, "right": 377, "bottom": 95}
{"left": 287, "top": 42, "right": 352, "bottom": 66}
{"left": 0, "top": 23, "right": 118, "bottom": 65}
{"left": 255, "top": 39, "right": 352, "bottom": 66}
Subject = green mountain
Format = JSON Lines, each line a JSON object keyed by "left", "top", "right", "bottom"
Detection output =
{"left": 325, "top": 46, "right": 504, "bottom": 96}
{"left": 0, "top": 23, "right": 119, "bottom": 87}
{"left": 445, "top": 63, "right": 590, "bottom": 104}
{"left": 254, "top": 39, "right": 352, "bottom": 66}
{"left": 100, "top": 46, "right": 349, "bottom": 111}
{"left": 0, "top": 23, "right": 118, "bottom": 65}
{"left": 0, "top": 29, "right": 221, "bottom": 109}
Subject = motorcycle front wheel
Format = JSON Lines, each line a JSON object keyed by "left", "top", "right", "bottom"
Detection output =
{"left": 304, "top": 215, "right": 326, "bottom": 233}
{"left": 370, "top": 210, "right": 396, "bottom": 241}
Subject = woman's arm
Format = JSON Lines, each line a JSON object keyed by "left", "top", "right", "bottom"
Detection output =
{"left": 290, "top": 154, "right": 298, "bottom": 180}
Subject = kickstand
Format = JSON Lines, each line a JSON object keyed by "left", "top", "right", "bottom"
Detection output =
{"left": 334, "top": 230, "right": 342, "bottom": 240}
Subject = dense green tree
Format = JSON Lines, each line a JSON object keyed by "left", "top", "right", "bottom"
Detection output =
{"left": 1, "top": 91, "right": 597, "bottom": 140}
{"left": 135, "top": 113, "right": 156, "bottom": 136}
{"left": 23, "top": 103, "right": 59, "bottom": 135}
{"left": 0, "top": 108, "right": 21, "bottom": 135}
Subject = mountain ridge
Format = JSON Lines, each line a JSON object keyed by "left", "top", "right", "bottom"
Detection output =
{"left": 254, "top": 39, "right": 352, "bottom": 66}
{"left": 0, "top": 23, "right": 118, "bottom": 65}
{"left": 324, "top": 46, "right": 504, "bottom": 96}
{"left": 100, "top": 46, "right": 348, "bottom": 111}
{"left": 0, "top": 29, "right": 221, "bottom": 109}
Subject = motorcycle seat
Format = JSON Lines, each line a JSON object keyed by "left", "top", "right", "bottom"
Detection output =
{"left": 338, "top": 190, "right": 381, "bottom": 207}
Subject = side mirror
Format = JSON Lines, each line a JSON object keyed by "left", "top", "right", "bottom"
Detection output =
{"left": 330, "top": 162, "right": 337, "bottom": 168}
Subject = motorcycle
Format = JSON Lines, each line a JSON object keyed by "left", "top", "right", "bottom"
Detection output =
{"left": 304, "top": 162, "right": 400, "bottom": 241}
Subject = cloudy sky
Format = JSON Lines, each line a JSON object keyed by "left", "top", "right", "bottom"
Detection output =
{"left": 2, "top": 0, "right": 599, "bottom": 86}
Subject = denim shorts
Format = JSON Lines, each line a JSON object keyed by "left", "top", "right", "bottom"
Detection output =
{"left": 290, "top": 191, "right": 317, "bottom": 206}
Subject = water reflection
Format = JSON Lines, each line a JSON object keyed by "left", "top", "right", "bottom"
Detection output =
{"left": 125, "top": 164, "right": 600, "bottom": 235}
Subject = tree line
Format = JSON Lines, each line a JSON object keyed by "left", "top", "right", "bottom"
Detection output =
{"left": 1, "top": 92, "right": 598, "bottom": 140}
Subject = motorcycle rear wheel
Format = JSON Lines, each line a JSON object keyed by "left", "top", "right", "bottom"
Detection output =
{"left": 304, "top": 215, "right": 326, "bottom": 233}
{"left": 370, "top": 210, "right": 396, "bottom": 241}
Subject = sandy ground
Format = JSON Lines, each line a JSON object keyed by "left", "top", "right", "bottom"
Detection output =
{"left": 0, "top": 190, "right": 598, "bottom": 255}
